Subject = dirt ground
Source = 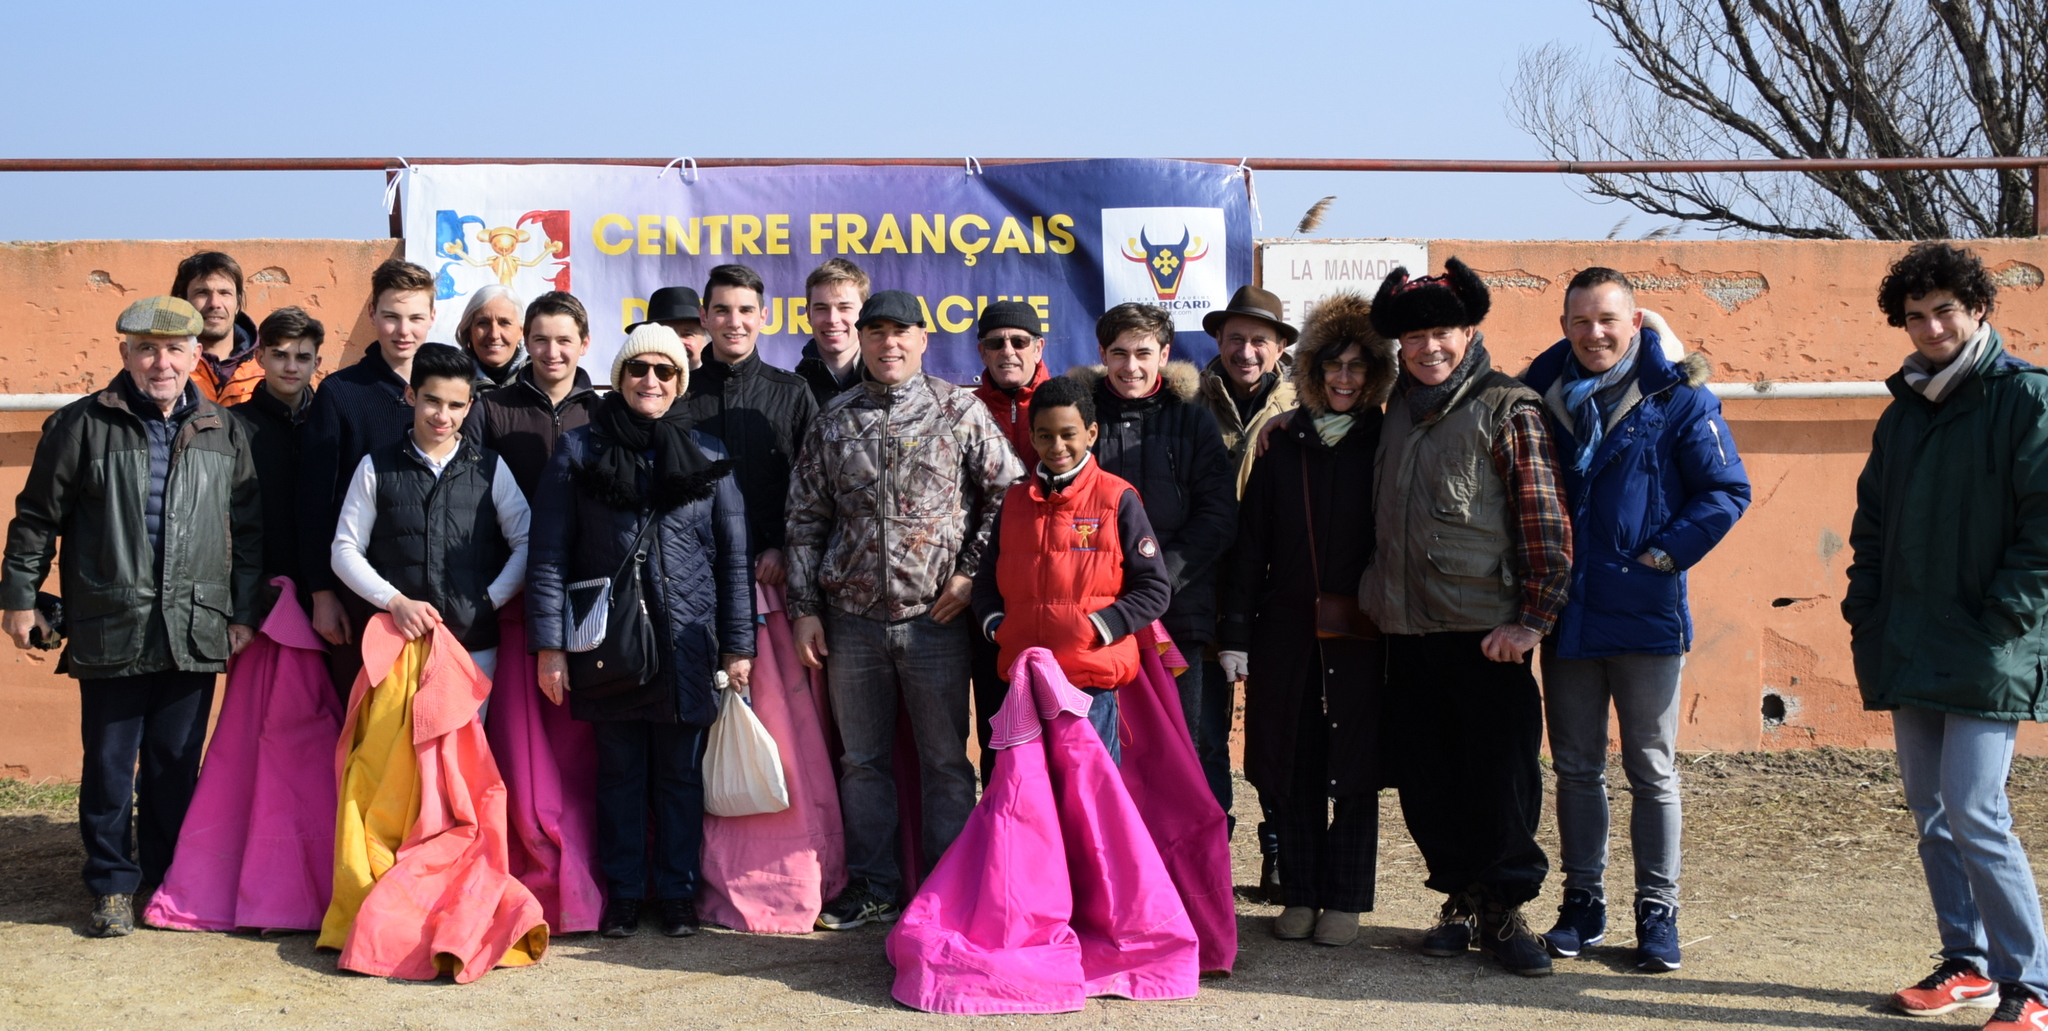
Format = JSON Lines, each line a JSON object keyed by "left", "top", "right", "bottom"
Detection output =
{"left": 3, "top": 749, "right": 2042, "bottom": 1030}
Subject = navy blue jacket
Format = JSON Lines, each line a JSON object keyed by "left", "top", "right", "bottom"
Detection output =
{"left": 294, "top": 347, "right": 414, "bottom": 594}
{"left": 1522, "top": 330, "right": 1751, "bottom": 658}
{"left": 526, "top": 425, "right": 755, "bottom": 725}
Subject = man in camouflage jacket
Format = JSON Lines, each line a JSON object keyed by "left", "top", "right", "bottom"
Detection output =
{"left": 786, "top": 290, "right": 1023, "bottom": 928}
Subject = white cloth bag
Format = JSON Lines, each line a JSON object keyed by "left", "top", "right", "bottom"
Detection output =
{"left": 702, "top": 674, "right": 790, "bottom": 817}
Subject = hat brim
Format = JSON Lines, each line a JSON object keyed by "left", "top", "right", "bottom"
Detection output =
{"left": 1203, "top": 306, "right": 1298, "bottom": 345}
{"left": 855, "top": 317, "right": 922, "bottom": 330}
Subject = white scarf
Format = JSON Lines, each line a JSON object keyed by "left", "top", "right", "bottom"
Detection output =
{"left": 1903, "top": 322, "right": 1991, "bottom": 403}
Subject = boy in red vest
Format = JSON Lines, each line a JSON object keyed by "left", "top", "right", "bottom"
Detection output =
{"left": 972, "top": 375, "right": 1172, "bottom": 763}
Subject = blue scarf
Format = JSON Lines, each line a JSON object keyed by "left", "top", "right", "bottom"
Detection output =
{"left": 1558, "top": 337, "right": 1639, "bottom": 474}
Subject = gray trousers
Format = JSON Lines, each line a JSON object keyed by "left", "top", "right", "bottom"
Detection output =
{"left": 823, "top": 608, "right": 976, "bottom": 898}
{"left": 1540, "top": 648, "right": 1684, "bottom": 907}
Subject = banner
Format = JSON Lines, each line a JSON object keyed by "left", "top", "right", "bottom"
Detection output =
{"left": 400, "top": 161, "right": 1253, "bottom": 383}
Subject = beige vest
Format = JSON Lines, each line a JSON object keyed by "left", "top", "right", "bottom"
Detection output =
{"left": 1360, "top": 361, "right": 1539, "bottom": 635}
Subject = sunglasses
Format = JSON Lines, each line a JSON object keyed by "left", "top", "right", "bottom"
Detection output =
{"left": 620, "top": 359, "right": 680, "bottom": 382}
{"left": 979, "top": 334, "right": 1038, "bottom": 352}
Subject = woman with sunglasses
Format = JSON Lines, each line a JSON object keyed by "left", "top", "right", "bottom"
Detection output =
{"left": 526, "top": 324, "right": 756, "bottom": 940}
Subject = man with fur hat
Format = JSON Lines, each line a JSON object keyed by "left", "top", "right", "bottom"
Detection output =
{"left": 1359, "top": 257, "right": 1571, "bottom": 977}
{"left": 1520, "top": 269, "right": 1750, "bottom": 974}
{"left": 1069, "top": 303, "right": 1237, "bottom": 747}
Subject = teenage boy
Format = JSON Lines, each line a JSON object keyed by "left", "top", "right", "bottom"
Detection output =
{"left": 1360, "top": 258, "right": 1572, "bottom": 978}
{"left": 632, "top": 286, "right": 710, "bottom": 371}
{"left": 1521, "top": 270, "right": 1751, "bottom": 973}
{"left": 682, "top": 264, "right": 819, "bottom": 588}
{"left": 173, "top": 251, "right": 265, "bottom": 407}
{"left": 2, "top": 296, "right": 261, "bottom": 937}
{"left": 469, "top": 290, "right": 601, "bottom": 496}
{"left": 795, "top": 259, "right": 869, "bottom": 406}
{"left": 299, "top": 260, "right": 436, "bottom": 691}
{"left": 1847, "top": 243, "right": 2048, "bottom": 1027}
{"left": 1068, "top": 303, "right": 1236, "bottom": 752}
{"left": 971, "top": 374, "right": 1171, "bottom": 764}
{"left": 330, "top": 344, "right": 530, "bottom": 677}
{"left": 231, "top": 306, "right": 324, "bottom": 618}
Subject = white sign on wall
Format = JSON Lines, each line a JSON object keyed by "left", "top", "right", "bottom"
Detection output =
{"left": 1258, "top": 239, "right": 1429, "bottom": 329}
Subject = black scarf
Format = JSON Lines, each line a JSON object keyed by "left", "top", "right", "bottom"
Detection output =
{"left": 578, "top": 393, "right": 730, "bottom": 511}
{"left": 1397, "top": 332, "right": 1488, "bottom": 423}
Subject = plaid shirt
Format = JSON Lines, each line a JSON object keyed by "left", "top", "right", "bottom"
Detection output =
{"left": 1490, "top": 402, "right": 1573, "bottom": 634}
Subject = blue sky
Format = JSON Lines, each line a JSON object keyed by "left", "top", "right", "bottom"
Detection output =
{"left": 0, "top": 1, "right": 1634, "bottom": 243}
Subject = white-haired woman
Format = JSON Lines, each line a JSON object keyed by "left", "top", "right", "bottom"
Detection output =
{"left": 458, "top": 284, "right": 529, "bottom": 390}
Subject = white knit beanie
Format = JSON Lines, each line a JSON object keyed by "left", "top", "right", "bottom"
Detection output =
{"left": 611, "top": 323, "right": 692, "bottom": 393}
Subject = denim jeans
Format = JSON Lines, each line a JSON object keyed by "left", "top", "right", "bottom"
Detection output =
{"left": 1196, "top": 656, "right": 1234, "bottom": 818}
{"left": 1894, "top": 705, "right": 2048, "bottom": 999}
{"left": 77, "top": 671, "right": 216, "bottom": 896}
{"left": 1541, "top": 648, "right": 1684, "bottom": 907}
{"left": 823, "top": 608, "right": 975, "bottom": 898}
{"left": 593, "top": 719, "right": 708, "bottom": 900}
{"left": 1083, "top": 686, "right": 1120, "bottom": 766}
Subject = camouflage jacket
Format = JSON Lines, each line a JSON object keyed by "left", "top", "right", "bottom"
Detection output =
{"left": 786, "top": 373, "right": 1025, "bottom": 622}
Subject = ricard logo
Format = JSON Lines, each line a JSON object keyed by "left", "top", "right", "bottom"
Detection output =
{"left": 1100, "top": 206, "right": 1228, "bottom": 331}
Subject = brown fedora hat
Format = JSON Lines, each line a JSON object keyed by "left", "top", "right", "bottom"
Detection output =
{"left": 1202, "top": 284, "right": 1298, "bottom": 344}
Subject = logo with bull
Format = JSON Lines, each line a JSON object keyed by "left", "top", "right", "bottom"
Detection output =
{"left": 1121, "top": 227, "right": 1210, "bottom": 301}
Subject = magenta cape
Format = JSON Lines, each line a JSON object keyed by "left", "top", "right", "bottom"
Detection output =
{"left": 483, "top": 598, "right": 604, "bottom": 934}
{"left": 700, "top": 584, "right": 849, "bottom": 933}
{"left": 886, "top": 647, "right": 1199, "bottom": 1014}
{"left": 1122, "top": 625, "right": 1239, "bottom": 975}
{"left": 144, "top": 579, "right": 342, "bottom": 933}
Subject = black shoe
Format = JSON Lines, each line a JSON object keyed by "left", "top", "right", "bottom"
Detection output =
{"left": 1542, "top": 887, "right": 1607, "bottom": 958}
{"left": 816, "top": 880, "right": 900, "bottom": 931}
{"left": 658, "top": 897, "right": 699, "bottom": 938}
{"left": 1479, "top": 899, "right": 1554, "bottom": 977}
{"left": 90, "top": 894, "right": 135, "bottom": 938}
{"left": 1420, "top": 893, "right": 1476, "bottom": 957}
{"left": 1258, "top": 854, "right": 1283, "bottom": 905}
{"left": 600, "top": 897, "right": 642, "bottom": 938}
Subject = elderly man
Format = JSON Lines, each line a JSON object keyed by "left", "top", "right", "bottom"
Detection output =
{"left": 2, "top": 297, "right": 262, "bottom": 937}
{"left": 173, "top": 251, "right": 265, "bottom": 407}
{"left": 1522, "top": 269, "right": 1751, "bottom": 973}
{"left": 1360, "top": 258, "right": 1571, "bottom": 978}
{"left": 787, "top": 289, "right": 1022, "bottom": 930}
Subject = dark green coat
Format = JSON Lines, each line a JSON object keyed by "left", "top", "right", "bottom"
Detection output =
{"left": 1, "top": 379, "right": 263, "bottom": 679}
{"left": 1844, "top": 329, "right": 2048, "bottom": 721}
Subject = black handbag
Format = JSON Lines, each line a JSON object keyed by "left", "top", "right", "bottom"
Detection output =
{"left": 567, "top": 513, "right": 664, "bottom": 698}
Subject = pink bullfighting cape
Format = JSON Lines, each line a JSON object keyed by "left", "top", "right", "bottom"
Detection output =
{"left": 317, "top": 615, "right": 547, "bottom": 982}
{"left": 483, "top": 598, "right": 603, "bottom": 934}
{"left": 886, "top": 647, "right": 1199, "bottom": 1015}
{"left": 700, "top": 584, "right": 848, "bottom": 933}
{"left": 145, "top": 578, "right": 342, "bottom": 932}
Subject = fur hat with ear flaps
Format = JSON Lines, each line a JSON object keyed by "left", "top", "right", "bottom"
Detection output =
{"left": 1294, "top": 292, "right": 1399, "bottom": 412}
{"left": 1368, "top": 256, "right": 1490, "bottom": 339}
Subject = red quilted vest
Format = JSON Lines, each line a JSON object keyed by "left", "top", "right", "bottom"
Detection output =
{"left": 993, "top": 459, "right": 1140, "bottom": 690}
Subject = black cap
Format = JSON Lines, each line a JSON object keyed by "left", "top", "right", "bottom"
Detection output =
{"left": 855, "top": 289, "right": 925, "bottom": 329}
{"left": 627, "top": 286, "right": 701, "bottom": 331}
{"left": 976, "top": 300, "right": 1041, "bottom": 339}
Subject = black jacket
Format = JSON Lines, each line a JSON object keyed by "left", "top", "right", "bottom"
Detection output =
{"left": 795, "top": 339, "right": 861, "bottom": 408}
{"left": 678, "top": 348, "right": 818, "bottom": 554}
{"left": 467, "top": 366, "right": 601, "bottom": 497}
{"left": 1068, "top": 361, "right": 1238, "bottom": 646}
{"left": 231, "top": 385, "right": 313, "bottom": 615}
{"left": 1221, "top": 405, "right": 1383, "bottom": 796}
{"left": 296, "top": 347, "right": 414, "bottom": 593}
{"left": 527, "top": 425, "right": 755, "bottom": 725}
{"left": 362, "top": 438, "right": 512, "bottom": 651}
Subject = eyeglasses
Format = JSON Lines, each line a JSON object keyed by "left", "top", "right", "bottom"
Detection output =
{"left": 621, "top": 359, "right": 680, "bottom": 382}
{"left": 979, "top": 334, "right": 1038, "bottom": 352}
{"left": 1320, "top": 360, "right": 1374, "bottom": 377}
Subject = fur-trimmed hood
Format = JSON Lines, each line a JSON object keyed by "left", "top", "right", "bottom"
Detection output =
{"left": 1065, "top": 359, "right": 1203, "bottom": 403}
{"left": 1292, "top": 292, "right": 1398, "bottom": 413}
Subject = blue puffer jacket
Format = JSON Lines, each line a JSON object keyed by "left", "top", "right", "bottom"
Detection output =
{"left": 527, "top": 425, "right": 755, "bottom": 725}
{"left": 1522, "top": 328, "right": 1751, "bottom": 658}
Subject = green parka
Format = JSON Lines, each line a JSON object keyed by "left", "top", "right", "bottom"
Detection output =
{"left": 1844, "top": 328, "right": 2048, "bottom": 720}
{"left": 0, "top": 379, "right": 263, "bottom": 679}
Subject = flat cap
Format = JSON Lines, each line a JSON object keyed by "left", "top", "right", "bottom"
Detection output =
{"left": 116, "top": 296, "right": 204, "bottom": 338}
{"left": 856, "top": 289, "right": 925, "bottom": 329}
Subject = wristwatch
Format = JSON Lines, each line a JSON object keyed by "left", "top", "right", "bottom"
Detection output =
{"left": 1644, "top": 547, "right": 1677, "bottom": 573}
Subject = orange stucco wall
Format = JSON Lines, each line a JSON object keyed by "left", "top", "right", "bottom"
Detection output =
{"left": 0, "top": 236, "right": 2043, "bottom": 780}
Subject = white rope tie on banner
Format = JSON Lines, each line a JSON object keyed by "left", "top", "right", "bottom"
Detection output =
{"left": 657, "top": 157, "right": 699, "bottom": 183}
{"left": 1231, "top": 157, "right": 1262, "bottom": 232}
{"left": 382, "top": 157, "right": 411, "bottom": 215}
{"left": 963, "top": 156, "right": 983, "bottom": 177}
